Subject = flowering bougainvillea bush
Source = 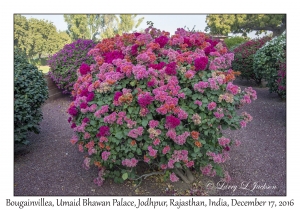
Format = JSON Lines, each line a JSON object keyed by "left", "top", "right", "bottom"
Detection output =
{"left": 253, "top": 32, "right": 286, "bottom": 99}
{"left": 48, "top": 39, "right": 95, "bottom": 94}
{"left": 68, "top": 27, "right": 257, "bottom": 186}
{"left": 14, "top": 48, "right": 48, "bottom": 144}
{"left": 232, "top": 36, "right": 272, "bottom": 84}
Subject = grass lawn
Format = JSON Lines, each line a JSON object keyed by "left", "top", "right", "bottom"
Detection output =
{"left": 39, "top": 66, "right": 50, "bottom": 74}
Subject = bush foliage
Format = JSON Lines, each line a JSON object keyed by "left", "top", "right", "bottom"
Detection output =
{"left": 48, "top": 39, "right": 95, "bottom": 94}
{"left": 254, "top": 32, "right": 286, "bottom": 98}
{"left": 231, "top": 36, "right": 272, "bottom": 84}
{"left": 68, "top": 27, "right": 256, "bottom": 186}
{"left": 224, "top": 36, "right": 248, "bottom": 51}
{"left": 14, "top": 48, "right": 48, "bottom": 144}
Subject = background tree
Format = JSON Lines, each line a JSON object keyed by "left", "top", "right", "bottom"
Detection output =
{"left": 26, "top": 18, "right": 60, "bottom": 59}
{"left": 64, "top": 15, "right": 89, "bottom": 40}
{"left": 98, "top": 15, "right": 118, "bottom": 39}
{"left": 64, "top": 14, "right": 144, "bottom": 41}
{"left": 14, "top": 15, "right": 28, "bottom": 52}
{"left": 14, "top": 15, "right": 72, "bottom": 62}
{"left": 205, "top": 14, "right": 286, "bottom": 37}
{"left": 46, "top": 31, "right": 72, "bottom": 57}
{"left": 117, "top": 14, "right": 144, "bottom": 34}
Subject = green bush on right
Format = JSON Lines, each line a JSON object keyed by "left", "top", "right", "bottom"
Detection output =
{"left": 253, "top": 32, "right": 286, "bottom": 99}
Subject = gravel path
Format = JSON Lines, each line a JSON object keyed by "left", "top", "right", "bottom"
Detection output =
{"left": 14, "top": 80, "right": 286, "bottom": 196}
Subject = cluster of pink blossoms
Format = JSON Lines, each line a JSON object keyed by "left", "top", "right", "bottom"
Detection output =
{"left": 207, "top": 150, "right": 230, "bottom": 164}
{"left": 166, "top": 129, "right": 190, "bottom": 145}
{"left": 122, "top": 158, "right": 139, "bottom": 167}
{"left": 200, "top": 164, "right": 216, "bottom": 177}
{"left": 166, "top": 150, "right": 194, "bottom": 171}
{"left": 127, "top": 127, "right": 144, "bottom": 138}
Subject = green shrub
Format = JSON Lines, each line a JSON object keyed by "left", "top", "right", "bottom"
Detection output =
{"left": 232, "top": 36, "right": 272, "bottom": 84}
{"left": 224, "top": 36, "right": 248, "bottom": 51}
{"left": 14, "top": 48, "right": 48, "bottom": 144}
{"left": 253, "top": 32, "right": 286, "bottom": 98}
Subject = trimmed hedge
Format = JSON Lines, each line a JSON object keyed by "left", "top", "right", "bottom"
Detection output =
{"left": 14, "top": 48, "right": 48, "bottom": 144}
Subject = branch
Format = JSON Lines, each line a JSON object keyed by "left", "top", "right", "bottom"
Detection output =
{"left": 131, "top": 171, "right": 166, "bottom": 189}
{"left": 173, "top": 168, "right": 191, "bottom": 184}
{"left": 238, "top": 22, "right": 285, "bottom": 33}
{"left": 131, "top": 171, "right": 165, "bottom": 181}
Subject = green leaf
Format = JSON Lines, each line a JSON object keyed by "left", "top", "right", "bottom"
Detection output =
{"left": 122, "top": 173, "right": 128, "bottom": 180}
{"left": 142, "top": 119, "right": 148, "bottom": 127}
{"left": 174, "top": 162, "right": 181, "bottom": 168}
{"left": 128, "top": 107, "right": 133, "bottom": 114}
{"left": 130, "top": 80, "right": 137, "bottom": 86}
{"left": 90, "top": 120, "right": 96, "bottom": 126}
{"left": 115, "top": 131, "right": 123, "bottom": 139}
{"left": 136, "top": 148, "right": 142, "bottom": 155}
{"left": 221, "top": 124, "right": 228, "bottom": 130}
{"left": 202, "top": 98, "right": 208, "bottom": 103}
{"left": 142, "top": 143, "right": 149, "bottom": 150}
{"left": 194, "top": 147, "right": 200, "bottom": 153}
{"left": 146, "top": 114, "right": 153, "bottom": 120}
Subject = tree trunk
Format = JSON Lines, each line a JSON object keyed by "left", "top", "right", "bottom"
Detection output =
{"left": 173, "top": 167, "right": 195, "bottom": 184}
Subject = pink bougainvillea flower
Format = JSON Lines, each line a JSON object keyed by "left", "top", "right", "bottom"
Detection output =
{"left": 194, "top": 57, "right": 208, "bottom": 71}
{"left": 149, "top": 120, "right": 159, "bottom": 128}
{"left": 162, "top": 145, "right": 170, "bottom": 154}
{"left": 218, "top": 136, "right": 230, "bottom": 147}
{"left": 240, "top": 120, "right": 247, "bottom": 128}
{"left": 207, "top": 102, "right": 217, "bottom": 110}
{"left": 165, "top": 62, "right": 177, "bottom": 75}
{"left": 68, "top": 106, "right": 78, "bottom": 116}
{"left": 165, "top": 115, "right": 181, "bottom": 129}
{"left": 86, "top": 92, "right": 95, "bottom": 102}
{"left": 170, "top": 172, "right": 179, "bottom": 182}
{"left": 80, "top": 102, "right": 88, "bottom": 109}
{"left": 79, "top": 63, "right": 91, "bottom": 75}
{"left": 235, "top": 140, "right": 241, "bottom": 147}
{"left": 98, "top": 126, "right": 110, "bottom": 137}
{"left": 138, "top": 92, "right": 154, "bottom": 108}
{"left": 154, "top": 35, "right": 169, "bottom": 48}
{"left": 226, "top": 82, "right": 240, "bottom": 95}
{"left": 101, "top": 151, "right": 110, "bottom": 161}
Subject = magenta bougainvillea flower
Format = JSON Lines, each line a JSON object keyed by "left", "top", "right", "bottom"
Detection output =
{"left": 80, "top": 63, "right": 91, "bottom": 75}
{"left": 194, "top": 57, "right": 208, "bottom": 71}
{"left": 165, "top": 62, "right": 177, "bottom": 75}
{"left": 68, "top": 106, "right": 78, "bottom": 116}
{"left": 98, "top": 126, "right": 110, "bottom": 137}
{"left": 165, "top": 115, "right": 181, "bottom": 129}
{"left": 154, "top": 35, "right": 169, "bottom": 48}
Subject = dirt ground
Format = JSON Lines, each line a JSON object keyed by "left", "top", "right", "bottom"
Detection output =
{"left": 14, "top": 79, "right": 286, "bottom": 196}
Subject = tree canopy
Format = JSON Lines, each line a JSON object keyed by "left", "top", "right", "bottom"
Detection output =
{"left": 205, "top": 14, "right": 286, "bottom": 37}
{"left": 117, "top": 14, "right": 144, "bottom": 34}
{"left": 64, "top": 14, "right": 144, "bottom": 41}
{"left": 14, "top": 15, "right": 72, "bottom": 60}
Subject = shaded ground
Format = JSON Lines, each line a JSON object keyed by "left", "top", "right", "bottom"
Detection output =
{"left": 14, "top": 79, "right": 286, "bottom": 196}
